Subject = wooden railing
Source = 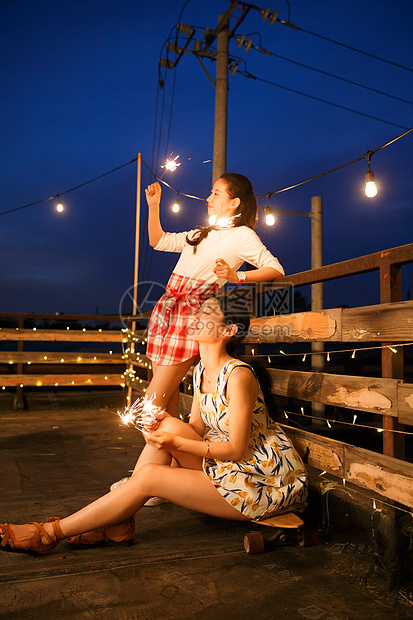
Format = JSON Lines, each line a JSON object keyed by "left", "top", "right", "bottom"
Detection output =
{"left": 0, "top": 313, "right": 127, "bottom": 408}
{"left": 123, "top": 243, "right": 413, "bottom": 510}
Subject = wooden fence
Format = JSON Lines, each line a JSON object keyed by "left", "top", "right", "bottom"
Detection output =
{"left": 0, "top": 314, "right": 126, "bottom": 408}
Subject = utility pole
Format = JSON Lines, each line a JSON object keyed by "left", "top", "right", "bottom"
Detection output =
{"left": 212, "top": 14, "right": 229, "bottom": 183}
{"left": 160, "top": 0, "right": 255, "bottom": 185}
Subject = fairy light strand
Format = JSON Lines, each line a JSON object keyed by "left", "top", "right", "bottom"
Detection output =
{"left": 2, "top": 129, "right": 412, "bottom": 217}
{"left": 283, "top": 409, "right": 413, "bottom": 436}
{"left": 262, "top": 341, "right": 413, "bottom": 360}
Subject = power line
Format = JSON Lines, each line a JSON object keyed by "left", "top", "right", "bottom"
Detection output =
{"left": 237, "top": 68, "right": 410, "bottom": 131}
{"left": 250, "top": 44, "right": 413, "bottom": 106}
{"left": 297, "top": 24, "right": 413, "bottom": 74}
{"left": 242, "top": 1, "right": 413, "bottom": 73}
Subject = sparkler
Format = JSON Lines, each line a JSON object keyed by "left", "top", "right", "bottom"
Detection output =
{"left": 161, "top": 155, "right": 181, "bottom": 173}
{"left": 117, "top": 394, "right": 164, "bottom": 433}
{"left": 208, "top": 213, "right": 240, "bottom": 228}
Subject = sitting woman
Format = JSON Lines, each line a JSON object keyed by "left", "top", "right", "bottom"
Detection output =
{"left": 0, "top": 295, "right": 308, "bottom": 554}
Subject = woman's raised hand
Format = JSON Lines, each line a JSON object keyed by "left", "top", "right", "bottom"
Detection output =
{"left": 213, "top": 258, "right": 238, "bottom": 283}
{"left": 145, "top": 182, "right": 162, "bottom": 208}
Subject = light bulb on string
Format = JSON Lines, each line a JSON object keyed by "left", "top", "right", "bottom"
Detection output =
{"left": 264, "top": 194, "right": 275, "bottom": 226}
{"left": 364, "top": 151, "right": 377, "bottom": 198}
{"left": 172, "top": 192, "right": 180, "bottom": 213}
{"left": 56, "top": 196, "right": 64, "bottom": 212}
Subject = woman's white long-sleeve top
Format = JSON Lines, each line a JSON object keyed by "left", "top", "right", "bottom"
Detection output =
{"left": 154, "top": 226, "right": 284, "bottom": 286}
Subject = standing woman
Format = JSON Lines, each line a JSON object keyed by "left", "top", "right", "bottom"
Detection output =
{"left": 142, "top": 173, "right": 284, "bottom": 419}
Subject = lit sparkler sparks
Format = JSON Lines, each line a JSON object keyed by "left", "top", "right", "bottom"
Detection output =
{"left": 208, "top": 214, "right": 240, "bottom": 228}
{"left": 118, "top": 394, "right": 164, "bottom": 433}
{"left": 161, "top": 155, "right": 181, "bottom": 172}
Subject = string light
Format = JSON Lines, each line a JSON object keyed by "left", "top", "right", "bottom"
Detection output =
{"left": 282, "top": 408, "right": 413, "bottom": 435}
{"left": 172, "top": 192, "right": 180, "bottom": 213}
{"left": 2, "top": 129, "right": 412, "bottom": 219}
{"left": 364, "top": 151, "right": 378, "bottom": 198}
{"left": 264, "top": 194, "right": 275, "bottom": 226}
{"left": 267, "top": 341, "right": 413, "bottom": 359}
{"left": 56, "top": 196, "right": 64, "bottom": 212}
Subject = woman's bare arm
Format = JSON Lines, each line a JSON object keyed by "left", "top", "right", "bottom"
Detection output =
{"left": 146, "top": 182, "right": 164, "bottom": 247}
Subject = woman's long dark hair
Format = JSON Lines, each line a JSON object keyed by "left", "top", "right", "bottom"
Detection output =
{"left": 186, "top": 173, "right": 258, "bottom": 254}
{"left": 215, "top": 292, "right": 279, "bottom": 422}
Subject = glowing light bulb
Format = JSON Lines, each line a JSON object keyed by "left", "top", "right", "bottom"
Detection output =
{"left": 56, "top": 198, "right": 64, "bottom": 212}
{"left": 265, "top": 206, "right": 275, "bottom": 226}
{"left": 171, "top": 191, "right": 180, "bottom": 213}
{"left": 364, "top": 155, "right": 377, "bottom": 198}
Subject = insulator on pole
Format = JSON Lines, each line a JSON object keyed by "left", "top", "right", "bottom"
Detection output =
{"left": 261, "top": 6, "right": 270, "bottom": 22}
{"left": 177, "top": 23, "right": 195, "bottom": 36}
{"left": 269, "top": 10, "right": 278, "bottom": 26}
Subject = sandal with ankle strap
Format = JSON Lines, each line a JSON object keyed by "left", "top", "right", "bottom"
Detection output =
{"left": 0, "top": 517, "right": 64, "bottom": 555}
{"left": 67, "top": 517, "right": 135, "bottom": 549}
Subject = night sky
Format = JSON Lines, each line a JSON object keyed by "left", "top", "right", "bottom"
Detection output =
{"left": 1, "top": 0, "right": 412, "bottom": 316}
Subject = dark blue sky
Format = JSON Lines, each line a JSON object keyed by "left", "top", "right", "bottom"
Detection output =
{"left": 1, "top": 0, "right": 412, "bottom": 315}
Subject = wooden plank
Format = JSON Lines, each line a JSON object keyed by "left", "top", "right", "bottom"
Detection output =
{"left": 398, "top": 383, "right": 413, "bottom": 425}
{"left": 0, "top": 352, "right": 124, "bottom": 364}
{"left": 344, "top": 444, "right": 413, "bottom": 509}
{"left": 341, "top": 300, "right": 413, "bottom": 342}
{"left": 282, "top": 425, "right": 413, "bottom": 509}
{"left": 280, "top": 425, "right": 344, "bottom": 474}
{"left": 0, "top": 329, "right": 123, "bottom": 342}
{"left": 270, "top": 369, "right": 398, "bottom": 416}
{"left": 244, "top": 300, "right": 413, "bottom": 344}
{"left": 0, "top": 374, "right": 124, "bottom": 387}
{"left": 272, "top": 243, "right": 413, "bottom": 288}
{"left": 245, "top": 309, "right": 341, "bottom": 343}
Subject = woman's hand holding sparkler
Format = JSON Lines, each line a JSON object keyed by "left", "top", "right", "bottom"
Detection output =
{"left": 213, "top": 258, "right": 238, "bottom": 283}
{"left": 145, "top": 182, "right": 162, "bottom": 209}
{"left": 118, "top": 394, "right": 167, "bottom": 434}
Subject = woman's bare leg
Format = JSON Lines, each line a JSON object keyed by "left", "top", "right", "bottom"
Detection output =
{"left": 54, "top": 464, "right": 249, "bottom": 540}
{"left": 128, "top": 356, "right": 197, "bottom": 479}
{"left": 146, "top": 356, "right": 197, "bottom": 418}
{"left": 133, "top": 413, "right": 204, "bottom": 474}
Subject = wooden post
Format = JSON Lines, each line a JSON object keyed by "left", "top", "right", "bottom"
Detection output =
{"left": 127, "top": 153, "right": 141, "bottom": 406}
{"left": 13, "top": 316, "right": 25, "bottom": 410}
{"left": 311, "top": 196, "right": 325, "bottom": 421}
{"left": 380, "top": 260, "right": 405, "bottom": 458}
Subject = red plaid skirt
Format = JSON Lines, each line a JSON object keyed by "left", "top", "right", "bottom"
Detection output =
{"left": 146, "top": 273, "right": 219, "bottom": 366}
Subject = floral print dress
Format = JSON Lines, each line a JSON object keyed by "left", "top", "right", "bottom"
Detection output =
{"left": 195, "top": 358, "right": 308, "bottom": 519}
